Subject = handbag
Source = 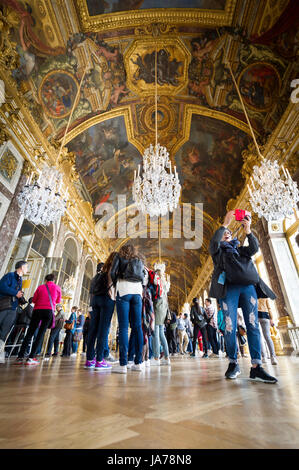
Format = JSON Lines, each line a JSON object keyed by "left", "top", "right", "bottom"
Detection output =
{"left": 64, "top": 319, "right": 75, "bottom": 330}
{"left": 45, "top": 284, "right": 56, "bottom": 329}
{"left": 0, "top": 296, "right": 13, "bottom": 312}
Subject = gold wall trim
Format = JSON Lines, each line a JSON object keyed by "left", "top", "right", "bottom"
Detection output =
{"left": 75, "top": 0, "right": 237, "bottom": 33}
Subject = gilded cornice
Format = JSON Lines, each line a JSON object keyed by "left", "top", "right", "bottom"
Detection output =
{"left": 0, "top": 72, "right": 108, "bottom": 263}
{"left": 75, "top": 0, "right": 237, "bottom": 33}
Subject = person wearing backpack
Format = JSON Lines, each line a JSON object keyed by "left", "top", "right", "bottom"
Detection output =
{"left": 15, "top": 273, "right": 61, "bottom": 365}
{"left": 190, "top": 297, "right": 209, "bottom": 358}
{"left": 0, "top": 260, "right": 28, "bottom": 363}
{"left": 84, "top": 252, "right": 117, "bottom": 370}
{"left": 110, "top": 243, "right": 145, "bottom": 373}
{"left": 209, "top": 210, "right": 277, "bottom": 383}
{"left": 45, "top": 304, "right": 65, "bottom": 357}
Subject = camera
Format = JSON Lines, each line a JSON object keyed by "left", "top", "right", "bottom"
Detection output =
{"left": 234, "top": 209, "right": 251, "bottom": 222}
{"left": 18, "top": 295, "right": 27, "bottom": 306}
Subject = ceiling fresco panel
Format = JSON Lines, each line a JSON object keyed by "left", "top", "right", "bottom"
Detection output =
{"left": 86, "top": 0, "right": 227, "bottom": 16}
{"left": 67, "top": 115, "right": 142, "bottom": 212}
{"left": 175, "top": 114, "right": 251, "bottom": 218}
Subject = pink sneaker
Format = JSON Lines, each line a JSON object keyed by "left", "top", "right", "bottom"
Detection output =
{"left": 84, "top": 359, "right": 96, "bottom": 369}
{"left": 94, "top": 359, "right": 112, "bottom": 371}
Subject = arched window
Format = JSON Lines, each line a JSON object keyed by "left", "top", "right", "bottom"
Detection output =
{"left": 80, "top": 259, "right": 94, "bottom": 313}
{"left": 58, "top": 238, "right": 78, "bottom": 287}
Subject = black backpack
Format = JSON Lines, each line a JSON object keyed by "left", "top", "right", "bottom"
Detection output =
{"left": 122, "top": 258, "right": 144, "bottom": 283}
{"left": 89, "top": 271, "right": 109, "bottom": 295}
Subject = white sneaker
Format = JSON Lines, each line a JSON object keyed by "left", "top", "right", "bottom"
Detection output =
{"left": 127, "top": 361, "right": 134, "bottom": 369}
{"left": 145, "top": 359, "right": 151, "bottom": 368}
{"left": 104, "top": 354, "right": 117, "bottom": 363}
{"left": 262, "top": 357, "right": 267, "bottom": 363}
{"left": 112, "top": 365, "right": 127, "bottom": 374}
{"left": 271, "top": 356, "right": 278, "bottom": 365}
{"left": 161, "top": 357, "right": 171, "bottom": 366}
{"left": 0, "top": 350, "right": 5, "bottom": 363}
{"left": 131, "top": 363, "right": 144, "bottom": 371}
{"left": 150, "top": 358, "right": 160, "bottom": 366}
{"left": 0, "top": 339, "right": 5, "bottom": 354}
{"left": 71, "top": 353, "right": 77, "bottom": 357}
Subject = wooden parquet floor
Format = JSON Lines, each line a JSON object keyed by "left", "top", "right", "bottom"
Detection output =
{"left": 0, "top": 354, "right": 299, "bottom": 449}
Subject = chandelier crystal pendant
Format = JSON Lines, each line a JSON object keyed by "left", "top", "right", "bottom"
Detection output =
{"left": 132, "top": 47, "right": 181, "bottom": 218}
{"left": 17, "top": 164, "right": 68, "bottom": 226}
{"left": 247, "top": 160, "right": 299, "bottom": 222}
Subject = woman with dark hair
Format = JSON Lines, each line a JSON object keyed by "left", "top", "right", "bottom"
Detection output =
{"left": 110, "top": 243, "right": 145, "bottom": 373}
{"left": 15, "top": 274, "right": 61, "bottom": 365}
{"left": 84, "top": 252, "right": 117, "bottom": 370}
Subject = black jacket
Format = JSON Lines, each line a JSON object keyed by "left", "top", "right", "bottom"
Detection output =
{"left": 209, "top": 226, "right": 276, "bottom": 300}
{"left": 110, "top": 253, "right": 144, "bottom": 284}
{"left": 190, "top": 303, "right": 207, "bottom": 328}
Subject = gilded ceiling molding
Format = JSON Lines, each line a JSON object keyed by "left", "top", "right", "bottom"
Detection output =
{"left": 75, "top": 0, "right": 237, "bottom": 33}
{"left": 60, "top": 106, "right": 145, "bottom": 155}
{"left": 171, "top": 104, "right": 254, "bottom": 156}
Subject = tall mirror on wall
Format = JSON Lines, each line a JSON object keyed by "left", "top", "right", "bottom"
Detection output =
{"left": 6, "top": 221, "right": 54, "bottom": 299}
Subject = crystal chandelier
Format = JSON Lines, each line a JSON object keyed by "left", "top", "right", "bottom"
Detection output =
{"left": 133, "top": 143, "right": 181, "bottom": 217}
{"left": 132, "top": 48, "right": 181, "bottom": 218}
{"left": 17, "top": 164, "right": 68, "bottom": 226}
{"left": 247, "top": 160, "right": 299, "bottom": 222}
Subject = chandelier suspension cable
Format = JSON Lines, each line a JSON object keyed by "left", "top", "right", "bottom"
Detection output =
{"left": 216, "top": 30, "right": 263, "bottom": 159}
{"left": 56, "top": 64, "right": 89, "bottom": 163}
{"left": 155, "top": 46, "right": 158, "bottom": 148}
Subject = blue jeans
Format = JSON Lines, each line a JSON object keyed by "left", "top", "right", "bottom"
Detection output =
{"left": 148, "top": 335, "right": 153, "bottom": 359}
{"left": 220, "top": 284, "right": 261, "bottom": 365}
{"left": 87, "top": 295, "right": 115, "bottom": 362}
{"left": 116, "top": 293, "right": 143, "bottom": 366}
{"left": 46, "top": 327, "right": 61, "bottom": 355}
{"left": 128, "top": 330, "right": 136, "bottom": 362}
{"left": 153, "top": 324, "right": 169, "bottom": 359}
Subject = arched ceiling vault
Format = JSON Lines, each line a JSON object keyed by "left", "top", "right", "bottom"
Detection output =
{"left": 2, "top": 0, "right": 298, "bottom": 309}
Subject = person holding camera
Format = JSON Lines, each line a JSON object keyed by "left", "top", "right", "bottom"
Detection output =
{"left": 209, "top": 210, "right": 277, "bottom": 383}
{"left": 15, "top": 273, "right": 61, "bottom": 365}
{"left": 0, "top": 260, "right": 28, "bottom": 363}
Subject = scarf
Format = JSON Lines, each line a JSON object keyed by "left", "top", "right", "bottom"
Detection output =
{"left": 220, "top": 238, "right": 240, "bottom": 255}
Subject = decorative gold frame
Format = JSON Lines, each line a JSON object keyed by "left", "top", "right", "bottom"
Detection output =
{"left": 38, "top": 70, "right": 80, "bottom": 120}
{"left": 75, "top": 0, "right": 237, "bottom": 33}
{"left": 124, "top": 37, "right": 191, "bottom": 97}
{"left": 237, "top": 62, "right": 282, "bottom": 113}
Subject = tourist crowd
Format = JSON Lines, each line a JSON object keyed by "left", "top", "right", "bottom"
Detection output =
{"left": 0, "top": 209, "right": 279, "bottom": 384}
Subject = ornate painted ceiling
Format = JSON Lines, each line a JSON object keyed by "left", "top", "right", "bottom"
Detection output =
{"left": 1, "top": 0, "right": 298, "bottom": 308}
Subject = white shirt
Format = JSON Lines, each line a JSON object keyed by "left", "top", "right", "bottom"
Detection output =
{"left": 116, "top": 279, "right": 143, "bottom": 298}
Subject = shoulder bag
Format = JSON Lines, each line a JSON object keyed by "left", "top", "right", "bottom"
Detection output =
{"left": 45, "top": 284, "right": 55, "bottom": 329}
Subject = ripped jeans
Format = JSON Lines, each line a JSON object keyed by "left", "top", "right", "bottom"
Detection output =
{"left": 220, "top": 284, "right": 262, "bottom": 365}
